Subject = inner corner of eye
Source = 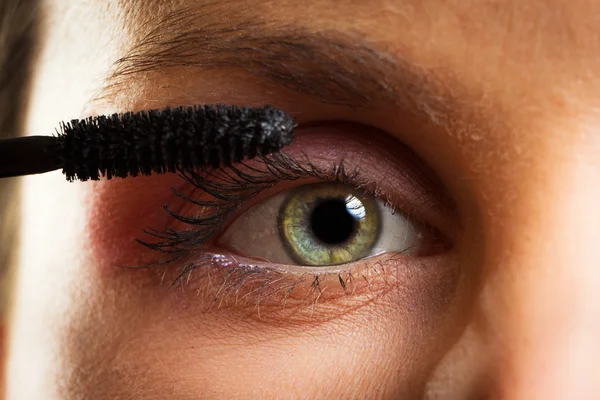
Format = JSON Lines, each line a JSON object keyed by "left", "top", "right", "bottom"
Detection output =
{"left": 216, "top": 182, "right": 436, "bottom": 268}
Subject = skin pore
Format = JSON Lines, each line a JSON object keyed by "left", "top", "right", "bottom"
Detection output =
{"left": 6, "top": 0, "right": 600, "bottom": 398}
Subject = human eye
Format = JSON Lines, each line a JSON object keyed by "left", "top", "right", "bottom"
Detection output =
{"left": 220, "top": 182, "right": 427, "bottom": 266}
{"left": 134, "top": 122, "right": 458, "bottom": 323}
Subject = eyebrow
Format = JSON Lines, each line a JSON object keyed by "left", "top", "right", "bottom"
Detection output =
{"left": 107, "top": 5, "right": 457, "bottom": 124}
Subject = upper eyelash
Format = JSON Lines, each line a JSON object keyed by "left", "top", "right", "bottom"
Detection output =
{"left": 135, "top": 152, "right": 362, "bottom": 262}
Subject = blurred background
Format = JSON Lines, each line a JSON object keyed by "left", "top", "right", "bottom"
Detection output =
{"left": 0, "top": 0, "right": 38, "bottom": 354}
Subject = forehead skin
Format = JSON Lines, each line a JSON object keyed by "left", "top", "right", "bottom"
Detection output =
{"left": 7, "top": 0, "right": 600, "bottom": 398}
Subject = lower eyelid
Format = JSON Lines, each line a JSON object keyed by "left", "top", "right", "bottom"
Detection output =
{"left": 159, "top": 249, "right": 457, "bottom": 325}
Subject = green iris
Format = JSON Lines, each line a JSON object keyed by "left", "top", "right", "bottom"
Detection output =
{"left": 278, "top": 183, "right": 381, "bottom": 266}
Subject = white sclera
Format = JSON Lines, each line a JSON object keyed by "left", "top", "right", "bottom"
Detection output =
{"left": 218, "top": 189, "right": 424, "bottom": 265}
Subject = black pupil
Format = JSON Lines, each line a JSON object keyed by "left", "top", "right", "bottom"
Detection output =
{"left": 310, "top": 198, "right": 358, "bottom": 245}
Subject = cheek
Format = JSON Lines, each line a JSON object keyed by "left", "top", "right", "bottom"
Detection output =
{"left": 57, "top": 251, "right": 466, "bottom": 398}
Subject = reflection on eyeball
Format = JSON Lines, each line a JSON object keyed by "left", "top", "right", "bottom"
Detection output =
{"left": 219, "top": 183, "right": 425, "bottom": 267}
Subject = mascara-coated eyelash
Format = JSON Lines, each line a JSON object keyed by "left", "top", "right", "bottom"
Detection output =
{"left": 136, "top": 152, "right": 359, "bottom": 258}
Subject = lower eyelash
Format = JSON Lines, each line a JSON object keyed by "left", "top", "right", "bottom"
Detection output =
{"left": 152, "top": 250, "right": 412, "bottom": 316}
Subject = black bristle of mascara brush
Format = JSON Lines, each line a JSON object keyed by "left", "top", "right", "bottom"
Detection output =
{"left": 52, "top": 104, "right": 295, "bottom": 182}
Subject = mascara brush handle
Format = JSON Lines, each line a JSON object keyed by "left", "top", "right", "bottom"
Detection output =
{"left": 0, "top": 136, "right": 60, "bottom": 179}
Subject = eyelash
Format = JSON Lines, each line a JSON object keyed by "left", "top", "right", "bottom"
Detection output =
{"left": 136, "top": 152, "right": 361, "bottom": 255}
{"left": 130, "top": 152, "right": 437, "bottom": 314}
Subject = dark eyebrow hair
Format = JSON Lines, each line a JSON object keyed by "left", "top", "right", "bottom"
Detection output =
{"left": 107, "top": 5, "right": 456, "bottom": 122}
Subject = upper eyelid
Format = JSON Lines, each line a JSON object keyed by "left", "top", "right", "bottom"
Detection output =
{"left": 135, "top": 121, "right": 459, "bottom": 258}
{"left": 136, "top": 153, "right": 356, "bottom": 256}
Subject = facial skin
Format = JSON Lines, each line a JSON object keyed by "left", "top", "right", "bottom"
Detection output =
{"left": 5, "top": 0, "right": 600, "bottom": 398}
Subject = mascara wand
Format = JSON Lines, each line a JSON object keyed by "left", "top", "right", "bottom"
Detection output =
{"left": 0, "top": 105, "right": 296, "bottom": 182}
